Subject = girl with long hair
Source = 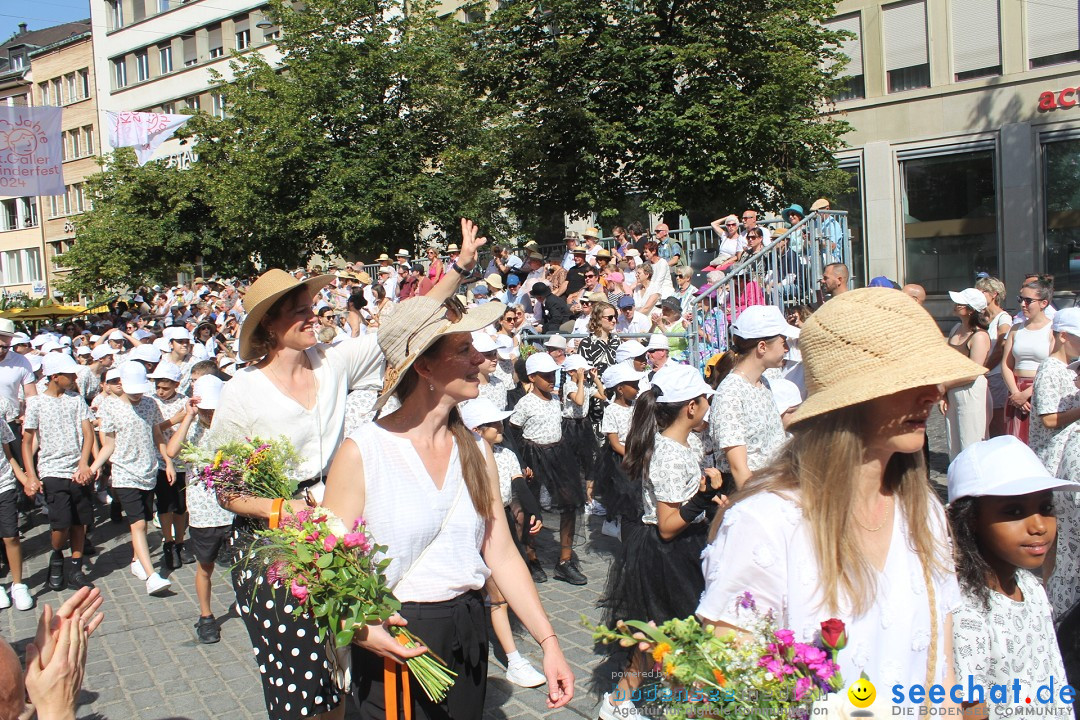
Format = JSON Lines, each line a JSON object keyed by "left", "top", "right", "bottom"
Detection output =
{"left": 1001, "top": 278, "right": 1054, "bottom": 443}
{"left": 577, "top": 302, "right": 620, "bottom": 378}
{"left": 976, "top": 276, "right": 1012, "bottom": 436}
{"left": 697, "top": 288, "right": 986, "bottom": 703}
{"left": 942, "top": 288, "right": 992, "bottom": 459}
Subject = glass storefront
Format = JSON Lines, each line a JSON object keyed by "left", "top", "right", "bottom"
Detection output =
{"left": 835, "top": 165, "right": 865, "bottom": 287}
{"left": 1044, "top": 139, "right": 1080, "bottom": 292}
{"left": 901, "top": 151, "right": 998, "bottom": 293}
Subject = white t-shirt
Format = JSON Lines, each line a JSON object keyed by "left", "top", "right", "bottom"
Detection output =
{"left": 509, "top": 393, "right": 562, "bottom": 445}
{"left": 650, "top": 259, "right": 675, "bottom": 299}
{"left": 698, "top": 491, "right": 961, "bottom": 702}
{"left": 210, "top": 337, "right": 384, "bottom": 481}
{"left": 493, "top": 444, "right": 522, "bottom": 507}
{"left": 0, "top": 351, "right": 33, "bottom": 406}
{"left": 641, "top": 434, "right": 703, "bottom": 525}
{"left": 708, "top": 374, "right": 787, "bottom": 473}
{"left": 184, "top": 421, "right": 236, "bottom": 528}
{"left": 23, "top": 392, "right": 93, "bottom": 479}
{"left": 987, "top": 311, "right": 1012, "bottom": 377}
{"left": 601, "top": 402, "right": 633, "bottom": 444}
{"left": 154, "top": 393, "right": 189, "bottom": 471}
{"left": 616, "top": 311, "right": 652, "bottom": 335}
{"left": 101, "top": 396, "right": 163, "bottom": 490}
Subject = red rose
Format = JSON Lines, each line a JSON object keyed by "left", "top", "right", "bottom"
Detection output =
{"left": 820, "top": 618, "right": 847, "bottom": 651}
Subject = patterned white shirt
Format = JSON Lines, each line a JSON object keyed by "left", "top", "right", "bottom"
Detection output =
{"left": 641, "top": 434, "right": 702, "bottom": 525}
{"left": 493, "top": 444, "right": 523, "bottom": 506}
{"left": 561, "top": 379, "right": 589, "bottom": 420}
{"left": 477, "top": 375, "right": 509, "bottom": 411}
{"left": 23, "top": 392, "right": 93, "bottom": 479}
{"left": 154, "top": 392, "right": 189, "bottom": 472}
{"left": 0, "top": 422, "right": 16, "bottom": 494}
{"left": 600, "top": 402, "right": 633, "bottom": 443}
{"left": 708, "top": 373, "right": 786, "bottom": 473}
{"left": 101, "top": 396, "right": 163, "bottom": 490}
{"left": 509, "top": 393, "right": 562, "bottom": 444}
{"left": 184, "top": 421, "right": 236, "bottom": 528}
{"left": 1031, "top": 357, "right": 1080, "bottom": 475}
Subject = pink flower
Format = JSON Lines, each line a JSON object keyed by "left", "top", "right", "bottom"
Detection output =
{"left": 305, "top": 532, "right": 320, "bottom": 543}
{"left": 343, "top": 532, "right": 369, "bottom": 551}
{"left": 323, "top": 534, "right": 338, "bottom": 552}
{"left": 290, "top": 579, "right": 309, "bottom": 603}
{"left": 266, "top": 561, "right": 287, "bottom": 586}
{"left": 353, "top": 517, "right": 365, "bottom": 531}
{"left": 795, "top": 676, "right": 814, "bottom": 701}
{"left": 774, "top": 629, "right": 795, "bottom": 647}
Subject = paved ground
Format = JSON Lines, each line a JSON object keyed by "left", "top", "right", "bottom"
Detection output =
{"left": 0, "top": 411, "right": 951, "bottom": 720}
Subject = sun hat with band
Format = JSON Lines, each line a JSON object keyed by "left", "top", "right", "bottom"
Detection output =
{"left": 789, "top": 287, "right": 986, "bottom": 425}
{"left": 375, "top": 296, "right": 505, "bottom": 410}
{"left": 237, "top": 269, "right": 334, "bottom": 361}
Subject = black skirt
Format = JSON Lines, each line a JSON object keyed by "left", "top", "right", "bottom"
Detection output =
{"left": 520, "top": 439, "right": 586, "bottom": 511}
{"left": 232, "top": 526, "right": 341, "bottom": 720}
{"left": 591, "top": 446, "right": 641, "bottom": 522}
{"left": 352, "top": 590, "right": 488, "bottom": 720}
{"left": 561, "top": 417, "right": 597, "bottom": 483}
{"left": 598, "top": 521, "right": 708, "bottom": 628}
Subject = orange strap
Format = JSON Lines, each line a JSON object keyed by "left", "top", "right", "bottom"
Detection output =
{"left": 383, "top": 658, "right": 411, "bottom": 720}
{"left": 268, "top": 498, "right": 284, "bottom": 529}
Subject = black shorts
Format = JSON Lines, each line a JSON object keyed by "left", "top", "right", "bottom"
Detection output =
{"left": 189, "top": 524, "right": 232, "bottom": 565}
{"left": 115, "top": 487, "right": 153, "bottom": 525}
{"left": 154, "top": 470, "right": 187, "bottom": 515}
{"left": 43, "top": 477, "right": 94, "bottom": 530}
{"left": 0, "top": 489, "right": 17, "bottom": 538}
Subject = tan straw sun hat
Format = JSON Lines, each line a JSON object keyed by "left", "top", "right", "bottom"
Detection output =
{"left": 375, "top": 296, "right": 506, "bottom": 410}
{"left": 788, "top": 287, "right": 986, "bottom": 425}
{"left": 238, "top": 269, "right": 333, "bottom": 361}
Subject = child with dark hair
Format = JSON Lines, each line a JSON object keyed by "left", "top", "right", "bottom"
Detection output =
{"left": 592, "top": 363, "right": 647, "bottom": 540}
{"left": 947, "top": 436, "right": 1075, "bottom": 719}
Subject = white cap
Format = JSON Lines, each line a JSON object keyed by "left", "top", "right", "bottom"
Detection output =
{"left": 646, "top": 333, "right": 670, "bottom": 351}
{"left": 107, "top": 330, "right": 125, "bottom": 341}
{"left": 89, "top": 334, "right": 100, "bottom": 343}
{"left": 525, "top": 352, "right": 559, "bottom": 375}
{"left": 153, "top": 337, "right": 171, "bottom": 354}
{"left": 561, "top": 354, "right": 591, "bottom": 372}
{"left": 41, "top": 341, "right": 62, "bottom": 353}
{"left": 769, "top": 377, "right": 804, "bottom": 414}
{"left": 1052, "top": 307, "right": 1080, "bottom": 337}
{"left": 651, "top": 364, "right": 714, "bottom": 404}
{"left": 601, "top": 363, "right": 646, "bottom": 389}
{"left": 105, "top": 367, "right": 122, "bottom": 382}
{"left": 133, "top": 329, "right": 155, "bottom": 341}
{"left": 164, "top": 327, "right": 190, "bottom": 342}
{"left": 76, "top": 346, "right": 92, "bottom": 356}
{"left": 624, "top": 249, "right": 641, "bottom": 258}
{"left": 91, "top": 345, "right": 117, "bottom": 361}
{"left": 11, "top": 332, "right": 29, "bottom": 345}
{"left": 120, "top": 363, "right": 153, "bottom": 395}
{"left": 471, "top": 331, "right": 498, "bottom": 353}
{"left": 30, "top": 335, "right": 48, "bottom": 349}
{"left": 495, "top": 334, "right": 516, "bottom": 361}
{"left": 41, "top": 352, "right": 79, "bottom": 377}
{"left": 58, "top": 336, "right": 72, "bottom": 346}
{"left": 459, "top": 397, "right": 512, "bottom": 429}
{"left": 948, "top": 288, "right": 988, "bottom": 313}
{"left": 129, "top": 344, "right": 162, "bottom": 364}
{"left": 543, "top": 335, "right": 567, "bottom": 350}
{"left": 148, "top": 362, "right": 182, "bottom": 382}
{"left": 0, "top": 319, "right": 14, "bottom": 336}
{"left": 947, "top": 435, "right": 1080, "bottom": 503}
{"left": 193, "top": 375, "right": 224, "bottom": 410}
{"left": 615, "top": 340, "right": 647, "bottom": 363}
{"left": 731, "top": 305, "right": 800, "bottom": 340}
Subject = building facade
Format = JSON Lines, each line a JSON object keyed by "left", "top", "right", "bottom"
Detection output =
{"left": 827, "top": 0, "right": 1080, "bottom": 303}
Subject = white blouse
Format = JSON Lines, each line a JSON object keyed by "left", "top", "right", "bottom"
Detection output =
{"left": 698, "top": 491, "right": 961, "bottom": 703}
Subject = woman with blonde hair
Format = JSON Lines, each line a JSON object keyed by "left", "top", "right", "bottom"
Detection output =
{"left": 697, "top": 288, "right": 986, "bottom": 704}
{"left": 975, "top": 275, "right": 1012, "bottom": 436}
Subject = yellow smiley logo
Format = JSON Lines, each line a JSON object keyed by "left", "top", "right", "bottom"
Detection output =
{"left": 848, "top": 677, "right": 876, "bottom": 708}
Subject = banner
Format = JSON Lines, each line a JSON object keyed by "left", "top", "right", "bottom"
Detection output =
{"left": 106, "top": 111, "right": 191, "bottom": 166}
{"left": 0, "top": 106, "right": 63, "bottom": 198}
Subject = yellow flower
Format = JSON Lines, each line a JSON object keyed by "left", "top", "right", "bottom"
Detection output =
{"left": 652, "top": 642, "right": 672, "bottom": 663}
{"left": 212, "top": 451, "right": 223, "bottom": 469}
{"left": 664, "top": 661, "right": 677, "bottom": 676}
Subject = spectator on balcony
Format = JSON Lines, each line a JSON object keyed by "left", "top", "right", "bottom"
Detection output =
{"left": 739, "top": 210, "right": 771, "bottom": 247}
{"left": 820, "top": 263, "right": 850, "bottom": 300}
{"left": 531, "top": 283, "right": 574, "bottom": 334}
{"left": 627, "top": 221, "right": 648, "bottom": 255}
{"left": 709, "top": 215, "right": 745, "bottom": 265}
{"left": 631, "top": 263, "right": 661, "bottom": 316}
{"left": 544, "top": 253, "right": 568, "bottom": 297}
{"left": 612, "top": 226, "right": 631, "bottom": 257}
{"left": 643, "top": 241, "right": 676, "bottom": 301}
{"left": 616, "top": 295, "right": 652, "bottom": 336}
{"left": 564, "top": 248, "right": 589, "bottom": 299}
{"left": 781, "top": 204, "right": 807, "bottom": 254}
{"left": 561, "top": 234, "right": 581, "bottom": 270}
{"left": 655, "top": 223, "right": 685, "bottom": 268}
{"left": 811, "top": 198, "right": 844, "bottom": 264}
{"left": 582, "top": 227, "right": 603, "bottom": 266}
{"left": 672, "top": 267, "right": 698, "bottom": 315}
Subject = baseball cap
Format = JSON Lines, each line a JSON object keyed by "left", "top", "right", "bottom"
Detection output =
{"left": 193, "top": 375, "right": 224, "bottom": 410}
{"left": 770, "top": 377, "right": 804, "bottom": 414}
{"left": 561, "top": 355, "right": 591, "bottom": 372}
{"left": 41, "top": 353, "right": 79, "bottom": 377}
{"left": 948, "top": 288, "right": 988, "bottom": 313}
{"left": 731, "top": 306, "right": 800, "bottom": 340}
{"left": 459, "top": 397, "right": 512, "bottom": 429}
{"left": 472, "top": 331, "right": 498, "bottom": 353}
{"left": 507, "top": 274, "right": 521, "bottom": 287}
{"left": 543, "top": 335, "right": 567, "bottom": 350}
{"left": 148, "top": 362, "right": 182, "bottom": 382}
{"left": 164, "top": 327, "right": 190, "bottom": 342}
{"left": 651, "top": 364, "right": 714, "bottom": 404}
{"left": 10, "top": 332, "right": 29, "bottom": 346}
{"left": 525, "top": 352, "right": 559, "bottom": 375}
{"left": 601, "top": 363, "right": 646, "bottom": 389}
{"left": 472, "top": 284, "right": 489, "bottom": 296}
{"left": 659, "top": 297, "right": 682, "bottom": 314}
{"left": 41, "top": 341, "right": 62, "bottom": 354}
{"left": 130, "top": 344, "right": 162, "bottom": 364}
{"left": 120, "top": 363, "right": 154, "bottom": 395}
{"left": 107, "top": 330, "right": 125, "bottom": 341}
{"left": 617, "top": 296, "right": 635, "bottom": 310}
{"left": 1052, "top": 307, "right": 1080, "bottom": 337}
{"left": 133, "top": 329, "right": 155, "bottom": 341}
{"left": 615, "top": 340, "right": 647, "bottom": 363}
{"left": 91, "top": 345, "right": 117, "bottom": 361}
{"left": 76, "top": 346, "right": 92, "bottom": 357}
{"left": 27, "top": 354, "right": 42, "bottom": 373}
{"left": 947, "top": 436, "right": 1080, "bottom": 503}
{"left": 58, "top": 336, "right": 73, "bottom": 347}
{"left": 105, "top": 367, "right": 122, "bottom": 382}
{"left": 495, "top": 335, "right": 516, "bottom": 361}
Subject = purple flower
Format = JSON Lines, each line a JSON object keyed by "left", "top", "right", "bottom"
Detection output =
{"left": 795, "top": 676, "right": 814, "bottom": 701}
{"left": 736, "top": 592, "right": 756, "bottom": 610}
{"left": 774, "top": 629, "right": 795, "bottom": 647}
{"left": 266, "top": 561, "right": 287, "bottom": 586}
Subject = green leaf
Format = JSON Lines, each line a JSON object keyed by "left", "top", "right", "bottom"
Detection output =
{"left": 335, "top": 629, "right": 355, "bottom": 648}
{"left": 316, "top": 552, "right": 334, "bottom": 569}
{"left": 295, "top": 546, "right": 313, "bottom": 564}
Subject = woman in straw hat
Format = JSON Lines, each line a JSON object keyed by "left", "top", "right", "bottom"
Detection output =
{"left": 696, "top": 288, "right": 986, "bottom": 704}
{"left": 321, "top": 295, "right": 575, "bottom": 719}
{"left": 210, "top": 220, "right": 486, "bottom": 720}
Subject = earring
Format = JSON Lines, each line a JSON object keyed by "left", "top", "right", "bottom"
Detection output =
{"left": 429, "top": 383, "right": 435, "bottom": 392}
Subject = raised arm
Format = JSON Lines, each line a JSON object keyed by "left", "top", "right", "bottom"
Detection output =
{"left": 428, "top": 219, "right": 488, "bottom": 303}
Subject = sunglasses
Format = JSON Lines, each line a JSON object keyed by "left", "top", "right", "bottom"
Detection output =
{"left": 602, "top": 314, "right": 616, "bottom": 320}
{"left": 585, "top": 274, "right": 596, "bottom": 278}
{"left": 1017, "top": 296, "right": 1042, "bottom": 305}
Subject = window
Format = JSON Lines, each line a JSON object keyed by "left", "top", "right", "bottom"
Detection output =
{"left": 22, "top": 199, "right": 37, "bottom": 228}
{"left": 0, "top": 200, "right": 16, "bottom": 231}
{"left": 160, "top": 45, "right": 173, "bottom": 74}
{"left": 38, "top": 82, "right": 50, "bottom": 106}
{"left": 901, "top": 150, "right": 998, "bottom": 293}
{"left": 208, "top": 25, "right": 224, "bottom": 58}
{"left": 1043, "top": 139, "right": 1080, "bottom": 289}
{"left": 63, "top": 73, "right": 75, "bottom": 102}
{"left": 212, "top": 93, "right": 226, "bottom": 119}
{"left": 464, "top": 5, "right": 485, "bottom": 23}
{"left": 951, "top": 0, "right": 1000, "bottom": 81}
{"left": 264, "top": 28, "right": 281, "bottom": 41}
{"left": 835, "top": 164, "right": 865, "bottom": 288}
{"left": 113, "top": 58, "right": 128, "bottom": 89}
{"left": 25, "top": 249, "right": 41, "bottom": 283}
{"left": 50, "top": 78, "right": 62, "bottom": 105}
{"left": 235, "top": 28, "right": 250, "bottom": 50}
{"left": 185, "top": 95, "right": 201, "bottom": 111}
{"left": 136, "top": 50, "right": 150, "bottom": 82}
{"left": 49, "top": 196, "right": 61, "bottom": 218}
{"left": 825, "top": 14, "right": 864, "bottom": 101}
{"left": 884, "top": 0, "right": 931, "bottom": 93}
{"left": 183, "top": 36, "right": 197, "bottom": 67}
{"left": 5, "top": 95, "right": 27, "bottom": 107}
{"left": 70, "top": 130, "right": 80, "bottom": 160}
{"left": 108, "top": 0, "right": 124, "bottom": 29}
{"left": 158, "top": 0, "right": 171, "bottom": 11}
{"left": 9, "top": 54, "right": 24, "bottom": 71}
{"left": 84, "top": 125, "right": 95, "bottom": 155}
{"left": 70, "top": 185, "right": 85, "bottom": 214}
{"left": 78, "top": 69, "right": 90, "bottom": 99}
{"left": 162, "top": 102, "right": 175, "bottom": 114}
{"left": 4, "top": 252, "right": 23, "bottom": 285}
{"left": 132, "top": 0, "right": 145, "bottom": 22}
{"left": 1028, "top": 1, "right": 1080, "bottom": 68}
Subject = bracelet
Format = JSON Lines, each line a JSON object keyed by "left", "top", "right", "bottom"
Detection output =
{"left": 268, "top": 497, "right": 285, "bottom": 529}
{"left": 450, "top": 261, "right": 468, "bottom": 276}
{"left": 538, "top": 633, "right": 558, "bottom": 647}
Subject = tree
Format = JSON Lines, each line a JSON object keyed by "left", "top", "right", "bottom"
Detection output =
{"left": 469, "top": 0, "right": 853, "bottom": 229}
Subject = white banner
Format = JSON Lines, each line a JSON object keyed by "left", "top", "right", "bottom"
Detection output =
{"left": 0, "top": 106, "right": 64, "bottom": 197}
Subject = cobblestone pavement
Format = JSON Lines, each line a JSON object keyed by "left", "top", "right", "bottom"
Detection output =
{"left": 0, "top": 411, "right": 950, "bottom": 720}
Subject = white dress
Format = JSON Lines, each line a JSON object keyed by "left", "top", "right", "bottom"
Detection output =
{"left": 697, "top": 491, "right": 961, "bottom": 704}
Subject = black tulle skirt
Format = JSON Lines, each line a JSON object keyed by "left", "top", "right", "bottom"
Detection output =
{"left": 598, "top": 521, "right": 708, "bottom": 628}
{"left": 591, "top": 446, "right": 641, "bottom": 521}
{"left": 562, "top": 417, "right": 597, "bottom": 482}
{"left": 520, "top": 439, "right": 586, "bottom": 511}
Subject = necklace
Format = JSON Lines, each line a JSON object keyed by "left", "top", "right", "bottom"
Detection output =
{"left": 267, "top": 357, "right": 315, "bottom": 410}
{"left": 853, "top": 495, "right": 893, "bottom": 532}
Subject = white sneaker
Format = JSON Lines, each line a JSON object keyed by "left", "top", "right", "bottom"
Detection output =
{"left": 588, "top": 500, "right": 607, "bottom": 517}
{"left": 0, "top": 585, "right": 10, "bottom": 610}
{"left": 601, "top": 518, "right": 622, "bottom": 540}
{"left": 597, "top": 691, "right": 642, "bottom": 720}
{"left": 146, "top": 573, "right": 171, "bottom": 595}
{"left": 10, "top": 584, "right": 32, "bottom": 611}
{"left": 505, "top": 658, "right": 546, "bottom": 688}
{"left": 130, "top": 559, "right": 149, "bottom": 581}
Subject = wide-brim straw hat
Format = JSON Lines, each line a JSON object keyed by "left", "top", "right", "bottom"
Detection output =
{"left": 238, "top": 269, "right": 334, "bottom": 361}
{"left": 375, "top": 297, "right": 506, "bottom": 410}
{"left": 788, "top": 287, "right": 987, "bottom": 425}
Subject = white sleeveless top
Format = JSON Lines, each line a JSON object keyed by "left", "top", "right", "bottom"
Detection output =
{"left": 348, "top": 422, "right": 490, "bottom": 603}
{"left": 1011, "top": 321, "right": 1053, "bottom": 373}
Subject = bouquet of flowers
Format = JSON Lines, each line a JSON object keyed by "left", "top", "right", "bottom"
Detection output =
{"left": 589, "top": 593, "right": 846, "bottom": 720}
{"left": 182, "top": 436, "right": 300, "bottom": 501}
{"left": 249, "top": 508, "right": 456, "bottom": 703}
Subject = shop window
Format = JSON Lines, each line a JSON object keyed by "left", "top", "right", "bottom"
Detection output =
{"left": 825, "top": 13, "right": 864, "bottom": 102}
{"left": 901, "top": 150, "right": 998, "bottom": 293}
{"left": 884, "top": 0, "right": 930, "bottom": 93}
{"left": 835, "top": 165, "right": 865, "bottom": 288}
{"left": 1044, "top": 139, "right": 1080, "bottom": 291}
{"left": 1027, "top": 2, "right": 1079, "bottom": 69}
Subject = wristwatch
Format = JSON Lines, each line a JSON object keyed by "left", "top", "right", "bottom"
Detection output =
{"left": 451, "top": 261, "right": 468, "bottom": 275}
